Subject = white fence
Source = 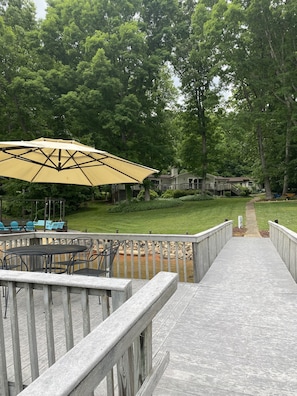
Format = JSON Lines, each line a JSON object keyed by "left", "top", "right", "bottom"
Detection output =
{"left": 269, "top": 220, "right": 297, "bottom": 281}
{"left": 0, "top": 220, "right": 233, "bottom": 284}
{"left": 0, "top": 271, "right": 132, "bottom": 395}
{"left": 0, "top": 271, "right": 177, "bottom": 396}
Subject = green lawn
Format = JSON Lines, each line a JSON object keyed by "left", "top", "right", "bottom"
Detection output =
{"left": 255, "top": 200, "right": 297, "bottom": 232}
{"left": 67, "top": 198, "right": 250, "bottom": 234}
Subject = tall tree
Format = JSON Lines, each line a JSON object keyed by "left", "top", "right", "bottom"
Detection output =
{"left": 0, "top": 0, "right": 50, "bottom": 139}
{"left": 173, "top": 2, "right": 220, "bottom": 191}
{"left": 40, "top": 0, "right": 179, "bottom": 173}
{"left": 203, "top": 0, "right": 297, "bottom": 198}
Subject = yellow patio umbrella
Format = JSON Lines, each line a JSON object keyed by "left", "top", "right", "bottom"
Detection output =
{"left": 0, "top": 137, "right": 158, "bottom": 186}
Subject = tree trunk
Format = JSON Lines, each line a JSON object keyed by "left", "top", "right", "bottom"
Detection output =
{"left": 144, "top": 185, "right": 150, "bottom": 201}
{"left": 143, "top": 179, "right": 151, "bottom": 202}
{"left": 281, "top": 101, "right": 293, "bottom": 196}
{"left": 125, "top": 184, "right": 132, "bottom": 202}
{"left": 256, "top": 124, "right": 272, "bottom": 200}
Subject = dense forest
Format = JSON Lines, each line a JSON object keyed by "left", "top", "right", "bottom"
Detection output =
{"left": 0, "top": 0, "right": 296, "bottom": 203}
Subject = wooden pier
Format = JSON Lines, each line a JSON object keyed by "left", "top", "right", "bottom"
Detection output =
{"left": 2, "top": 235, "right": 297, "bottom": 395}
{"left": 153, "top": 237, "right": 297, "bottom": 395}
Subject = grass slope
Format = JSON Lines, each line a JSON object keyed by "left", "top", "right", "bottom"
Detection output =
{"left": 255, "top": 200, "right": 297, "bottom": 232}
{"left": 67, "top": 198, "right": 250, "bottom": 234}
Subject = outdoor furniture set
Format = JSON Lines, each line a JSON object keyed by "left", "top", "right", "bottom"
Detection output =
{"left": 0, "top": 220, "right": 36, "bottom": 233}
{"left": 1, "top": 238, "right": 120, "bottom": 318}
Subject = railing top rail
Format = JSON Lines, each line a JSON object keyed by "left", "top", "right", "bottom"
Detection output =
{"left": 269, "top": 220, "right": 297, "bottom": 242}
{"left": 193, "top": 220, "right": 233, "bottom": 240}
{"left": 0, "top": 220, "right": 233, "bottom": 244}
{"left": 19, "top": 271, "right": 178, "bottom": 396}
{"left": 0, "top": 270, "right": 131, "bottom": 293}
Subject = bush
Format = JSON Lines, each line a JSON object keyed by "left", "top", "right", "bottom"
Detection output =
{"left": 137, "top": 189, "right": 159, "bottom": 201}
{"left": 179, "top": 194, "right": 214, "bottom": 201}
{"left": 108, "top": 199, "right": 183, "bottom": 213}
{"left": 236, "top": 186, "right": 250, "bottom": 197}
{"left": 161, "top": 189, "right": 199, "bottom": 199}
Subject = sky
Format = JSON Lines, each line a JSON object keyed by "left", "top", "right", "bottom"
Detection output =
{"left": 33, "top": 0, "right": 46, "bottom": 19}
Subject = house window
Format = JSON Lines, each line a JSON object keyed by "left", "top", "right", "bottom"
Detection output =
{"left": 188, "top": 178, "right": 198, "bottom": 189}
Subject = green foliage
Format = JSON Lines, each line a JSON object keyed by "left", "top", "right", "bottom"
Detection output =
{"left": 179, "top": 193, "right": 214, "bottom": 201}
{"left": 236, "top": 186, "right": 250, "bottom": 197}
{"left": 0, "top": 0, "right": 296, "bottom": 205}
{"left": 66, "top": 198, "right": 250, "bottom": 234}
{"left": 255, "top": 201, "right": 297, "bottom": 232}
{"left": 137, "top": 189, "right": 159, "bottom": 201}
{"left": 161, "top": 189, "right": 199, "bottom": 199}
{"left": 108, "top": 199, "right": 183, "bottom": 213}
{"left": 0, "top": 179, "right": 94, "bottom": 219}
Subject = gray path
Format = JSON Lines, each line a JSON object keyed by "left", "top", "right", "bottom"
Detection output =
{"left": 154, "top": 237, "right": 297, "bottom": 395}
{"left": 245, "top": 197, "right": 261, "bottom": 237}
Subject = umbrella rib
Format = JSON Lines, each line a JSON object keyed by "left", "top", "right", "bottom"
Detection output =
{"left": 0, "top": 141, "right": 157, "bottom": 185}
{"left": 67, "top": 152, "right": 145, "bottom": 183}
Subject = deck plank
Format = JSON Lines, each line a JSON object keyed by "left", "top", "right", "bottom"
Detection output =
{"left": 154, "top": 238, "right": 297, "bottom": 395}
{"left": 3, "top": 237, "right": 297, "bottom": 395}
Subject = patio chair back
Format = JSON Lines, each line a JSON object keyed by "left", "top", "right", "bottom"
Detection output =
{"left": 71, "top": 241, "right": 120, "bottom": 278}
{"left": 25, "top": 221, "right": 35, "bottom": 231}
{"left": 0, "top": 221, "right": 9, "bottom": 231}
{"left": 10, "top": 220, "right": 21, "bottom": 231}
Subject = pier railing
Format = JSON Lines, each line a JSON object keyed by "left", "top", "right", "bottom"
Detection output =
{"left": 0, "top": 271, "right": 177, "bottom": 396}
{"left": 0, "top": 220, "right": 233, "bottom": 284}
{"left": 269, "top": 220, "right": 297, "bottom": 281}
{"left": 0, "top": 270, "right": 132, "bottom": 395}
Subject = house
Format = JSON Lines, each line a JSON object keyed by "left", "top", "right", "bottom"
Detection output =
{"left": 149, "top": 169, "right": 260, "bottom": 195}
{"left": 113, "top": 168, "right": 260, "bottom": 200}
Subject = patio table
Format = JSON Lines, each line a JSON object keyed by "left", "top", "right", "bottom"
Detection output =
{"left": 3, "top": 244, "right": 87, "bottom": 273}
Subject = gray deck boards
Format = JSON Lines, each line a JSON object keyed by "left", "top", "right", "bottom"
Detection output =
{"left": 154, "top": 237, "right": 297, "bottom": 395}
{"left": 3, "top": 237, "right": 297, "bottom": 395}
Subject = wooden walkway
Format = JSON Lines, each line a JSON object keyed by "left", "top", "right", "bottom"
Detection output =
{"left": 3, "top": 236, "right": 297, "bottom": 395}
{"left": 153, "top": 237, "right": 297, "bottom": 395}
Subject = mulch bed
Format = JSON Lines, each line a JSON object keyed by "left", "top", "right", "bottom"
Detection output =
{"left": 233, "top": 227, "right": 247, "bottom": 237}
{"left": 233, "top": 227, "right": 269, "bottom": 238}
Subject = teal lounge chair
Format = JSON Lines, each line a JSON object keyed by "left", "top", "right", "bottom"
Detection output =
{"left": 0, "top": 222, "right": 10, "bottom": 232}
{"left": 25, "top": 221, "right": 35, "bottom": 231}
{"left": 10, "top": 221, "right": 22, "bottom": 232}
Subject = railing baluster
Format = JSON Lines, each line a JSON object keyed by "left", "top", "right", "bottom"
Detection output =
{"left": 175, "top": 242, "right": 179, "bottom": 274}
{"left": 25, "top": 284, "right": 39, "bottom": 381}
{"left": 182, "top": 242, "right": 187, "bottom": 282}
{"left": 145, "top": 241, "right": 149, "bottom": 279}
{"left": 137, "top": 241, "right": 142, "bottom": 279}
{"left": 62, "top": 286, "right": 74, "bottom": 351}
{"left": 152, "top": 242, "right": 156, "bottom": 277}
{"left": 0, "top": 289, "right": 9, "bottom": 396}
{"left": 43, "top": 284, "right": 56, "bottom": 366}
{"left": 81, "top": 288, "right": 91, "bottom": 337}
{"left": 9, "top": 282, "right": 23, "bottom": 393}
{"left": 159, "top": 242, "right": 164, "bottom": 271}
{"left": 130, "top": 240, "right": 134, "bottom": 278}
{"left": 167, "top": 241, "right": 171, "bottom": 272}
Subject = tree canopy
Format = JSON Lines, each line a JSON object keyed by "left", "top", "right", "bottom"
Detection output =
{"left": 0, "top": 0, "right": 296, "bottom": 203}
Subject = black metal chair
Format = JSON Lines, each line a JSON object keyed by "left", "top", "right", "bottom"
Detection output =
{"left": 1, "top": 253, "right": 29, "bottom": 318}
{"left": 51, "top": 238, "right": 94, "bottom": 274}
{"left": 70, "top": 241, "right": 120, "bottom": 278}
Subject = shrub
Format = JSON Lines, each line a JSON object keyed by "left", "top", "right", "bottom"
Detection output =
{"left": 137, "top": 189, "right": 159, "bottom": 201}
{"left": 161, "top": 189, "right": 199, "bottom": 199}
{"left": 179, "top": 194, "right": 214, "bottom": 201}
{"left": 108, "top": 199, "right": 183, "bottom": 213}
{"left": 237, "top": 186, "right": 250, "bottom": 197}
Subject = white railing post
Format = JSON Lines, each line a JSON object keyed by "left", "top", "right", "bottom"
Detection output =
{"left": 192, "top": 221, "right": 233, "bottom": 283}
